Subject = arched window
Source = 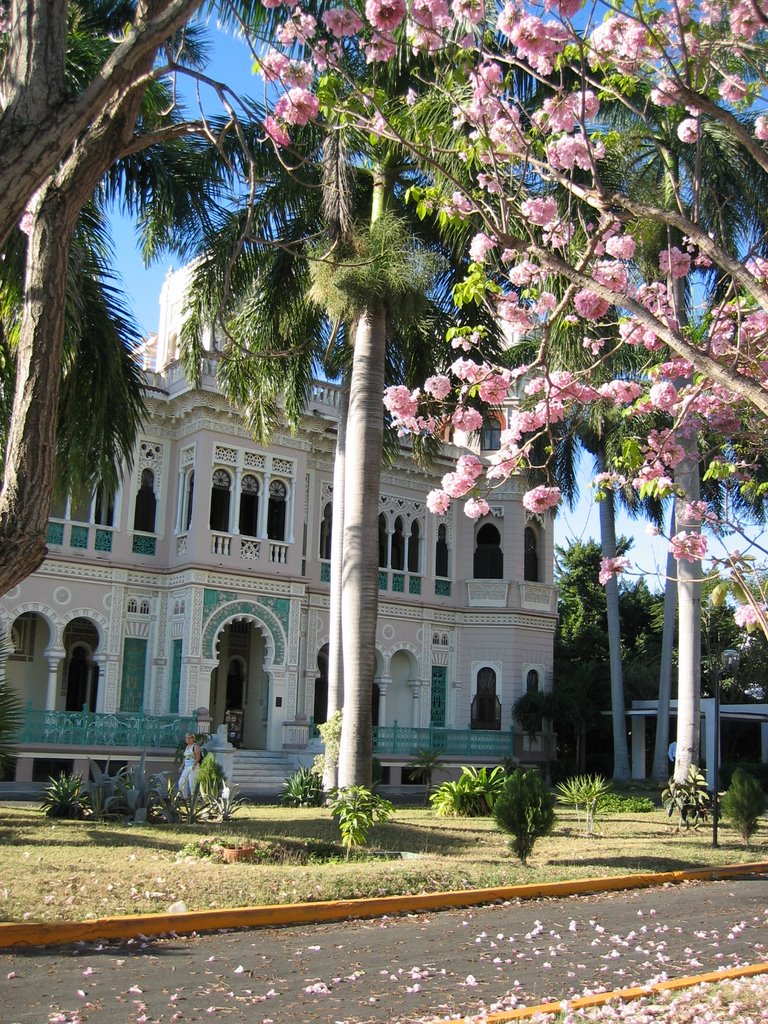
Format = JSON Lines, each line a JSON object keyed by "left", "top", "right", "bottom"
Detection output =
{"left": 185, "top": 470, "right": 195, "bottom": 530}
{"left": 407, "top": 520, "right": 420, "bottom": 573}
{"left": 209, "top": 469, "right": 232, "bottom": 532}
{"left": 378, "top": 513, "right": 388, "bottom": 568}
{"left": 133, "top": 469, "right": 156, "bottom": 533}
{"left": 481, "top": 415, "right": 503, "bottom": 451}
{"left": 471, "top": 667, "right": 500, "bottom": 730}
{"left": 319, "top": 502, "right": 332, "bottom": 559}
{"left": 473, "top": 523, "right": 503, "bottom": 578}
{"left": 391, "top": 516, "right": 405, "bottom": 570}
{"left": 435, "top": 523, "right": 449, "bottom": 577}
{"left": 526, "top": 668, "right": 540, "bottom": 694}
{"left": 314, "top": 644, "right": 329, "bottom": 725}
{"left": 94, "top": 484, "right": 114, "bottom": 527}
{"left": 239, "top": 474, "right": 260, "bottom": 537}
{"left": 267, "top": 479, "right": 287, "bottom": 540}
{"left": 524, "top": 526, "right": 539, "bottom": 582}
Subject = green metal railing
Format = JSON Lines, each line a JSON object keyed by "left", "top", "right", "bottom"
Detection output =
{"left": 373, "top": 723, "right": 514, "bottom": 758}
{"left": 17, "top": 703, "right": 195, "bottom": 748}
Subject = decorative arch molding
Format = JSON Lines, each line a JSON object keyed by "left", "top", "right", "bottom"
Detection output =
{"left": 63, "top": 608, "right": 109, "bottom": 653}
{"left": 202, "top": 598, "right": 287, "bottom": 665}
{"left": 1, "top": 602, "right": 60, "bottom": 648}
{"left": 384, "top": 642, "right": 421, "bottom": 676}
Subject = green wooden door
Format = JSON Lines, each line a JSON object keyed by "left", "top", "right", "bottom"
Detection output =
{"left": 430, "top": 666, "right": 447, "bottom": 727}
{"left": 120, "top": 637, "right": 147, "bottom": 712}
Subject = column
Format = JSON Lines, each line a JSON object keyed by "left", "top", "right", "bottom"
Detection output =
{"left": 286, "top": 477, "right": 295, "bottom": 545}
{"left": 230, "top": 467, "right": 242, "bottom": 535}
{"left": 408, "top": 679, "right": 420, "bottom": 729}
{"left": 258, "top": 472, "right": 271, "bottom": 540}
{"left": 174, "top": 467, "right": 185, "bottom": 533}
{"left": 631, "top": 715, "right": 646, "bottom": 780}
{"left": 45, "top": 655, "right": 63, "bottom": 711}
{"left": 93, "top": 654, "right": 107, "bottom": 713}
{"left": 376, "top": 676, "right": 390, "bottom": 727}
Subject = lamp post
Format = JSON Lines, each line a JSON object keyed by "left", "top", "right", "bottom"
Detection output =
{"left": 712, "top": 648, "right": 740, "bottom": 848}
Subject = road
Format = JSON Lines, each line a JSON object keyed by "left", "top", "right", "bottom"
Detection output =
{"left": 1, "top": 876, "right": 767, "bottom": 1023}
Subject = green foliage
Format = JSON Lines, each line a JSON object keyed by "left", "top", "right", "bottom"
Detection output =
{"left": 196, "top": 753, "right": 226, "bottom": 803}
{"left": 281, "top": 766, "right": 325, "bottom": 807}
{"left": 721, "top": 761, "right": 768, "bottom": 791}
{"left": 207, "top": 782, "right": 245, "bottom": 822}
{"left": 312, "top": 710, "right": 342, "bottom": 781}
{"left": 430, "top": 765, "right": 506, "bottom": 817}
{"left": 407, "top": 748, "right": 443, "bottom": 803}
{"left": 493, "top": 769, "right": 556, "bottom": 865}
{"left": 598, "top": 792, "right": 656, "bottom": 813}
{"left": 662, "top": 766, "right": 711, "bottom": 829}
{"left": 721, "top": 768, "right": 766, "bottom": 845}
{"left": 556, "top": 774, "right": 611, "bottom": 836}
{"left": 41, "top": 773, "right": 89, "bottom": 819}
{"left": 329, "top": 786, "right": 394, "bottom": 856}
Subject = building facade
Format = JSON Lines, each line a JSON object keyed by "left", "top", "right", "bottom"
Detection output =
{"left": 2, "top": 268, "right": 557, "bottom": 788}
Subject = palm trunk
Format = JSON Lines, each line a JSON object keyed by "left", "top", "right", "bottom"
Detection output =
{"left": 337, "top": 305, "right": 386, "bottom": 788}
{"left": 651, "top": 502, "right": 678, "bottom": 781}
{"left": 323, "top": 372, "right": 349, "bottom": 791}
{"left": 597, "top": 444, "right": 631, "bottom": 780}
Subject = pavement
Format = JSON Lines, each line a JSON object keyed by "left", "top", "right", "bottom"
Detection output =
{"left": 1, "top": 869, "right": 767, "bottom": 1023}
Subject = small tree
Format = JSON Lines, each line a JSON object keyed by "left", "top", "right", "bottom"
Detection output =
{"left": 721, "top": 769, "right": 766, "bottom": 846}
{"left": 408, "top": 748, "right": 443, "bottom": 804}
{"left": 661, "top": 766, "right": 711, "bottom": 830}
{"left": 556, "top": 774, "right": 611, "bottom": 837}
{"left": 314, "top": 710, "right": 342, "bottom": 793}
{"left": 493, "top": 769, "right": 556, "bottom": 866}
{"left": 329, "top": 786, "right": 393, "bottom": 858}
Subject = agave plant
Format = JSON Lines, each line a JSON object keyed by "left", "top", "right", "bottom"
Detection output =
{"left": 41, "top": 772, "right": 90, "bottom": 819}
{"left": 281, "top": 766, "right": 324, "bottom": 807}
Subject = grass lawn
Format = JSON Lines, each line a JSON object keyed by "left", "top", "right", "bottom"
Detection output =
{"left": 0, "top": 801, "right": 765, "bottom": 923}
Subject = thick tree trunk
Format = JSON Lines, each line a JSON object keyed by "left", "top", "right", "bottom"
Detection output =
{"left": 323, "top": 373, "right": 349, "bottom": 791}
{"left": 597, "top": 444, "right": 631, "bottom": 780}
{"left": 0, "top": 189, "right": 77, "bottom": 591}
{"left": 0, "top": 0, "right": 202, "bottom": 249}
{"left": 337, "top": 307, "right": 386, "bottom": 789}
{"left": 651, "top": 503, "right": 678, "bottom": 782}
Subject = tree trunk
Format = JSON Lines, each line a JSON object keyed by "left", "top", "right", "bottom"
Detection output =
{"left": 651, "top": 503, "right": 678, "bottom": 781}
{"left": 0, "top": 187, "right": 78, "bottom": 591}
{"left": 337, "top": 305, "right": 387, "bottom": 789}
{"left": 597, "top": 444, "right": 631, "bottom": 780}
{"left": 0, "top": 0, "right": 202, "bottom": 250}
{"left": 673, "top": 444, "right": 702, "bottom": 782}
{"left": 323, "top": 373, "right": 349, "bottom": 791}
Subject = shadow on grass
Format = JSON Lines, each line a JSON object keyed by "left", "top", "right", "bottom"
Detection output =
{"left": 547, "top": 854, "right": 754, "bottom": 872}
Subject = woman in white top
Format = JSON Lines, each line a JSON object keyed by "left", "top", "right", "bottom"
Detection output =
{"left": 178, "top": 732, "right": 202, "bottom": 797}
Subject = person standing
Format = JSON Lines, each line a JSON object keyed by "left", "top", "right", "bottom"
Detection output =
{"left": 178, "top": 732, "right": 202, "bottom": 797}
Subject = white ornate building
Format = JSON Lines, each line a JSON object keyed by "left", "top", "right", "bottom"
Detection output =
{"left": 2, "top": 267, "right": 557, "bottom": 790}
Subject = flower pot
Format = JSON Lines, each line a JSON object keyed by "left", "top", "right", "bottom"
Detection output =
{"left": 221, "top": 845, "right": 254, "bottom": 863}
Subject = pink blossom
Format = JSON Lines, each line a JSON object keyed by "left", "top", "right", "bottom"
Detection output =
{"left": 573, "top": 289, "right": 611, "bottom": 320}
{"left": 452, "top": 0, "right": 485, "bottom": 25}
{"left": 650, "top": 78, "right": 680, "bottom": 107}
{"left": 592, "top": 259, "right": 629, "bottom": 294}
{"left": 734, "top": 604, "right": 764, "bottom": 629}
{"left": 668, "top": 531, "right": 707, "bottom": 562}
{"left": 677, "top": 117, "right": 700, "bottom": 143}
{"left": 522, "top": 485, "right": 561, "bottom": 514}
{"left": 755, "top": 116, "right": 768, "bottom": 142}
{"left": 365, "top": 0, "right": 406, "bottom": 33}
{"left": 520, "top": 196, "right": 558, "bottom": 227}
{"left": 469, "top": 232, "right": 497, "bottom": 263}
{"left": 547, "top": 133, "right": 603, "bottom": 172}
{"left": 383, "top": 385, "right": 420, "bottom": 421}
{"left": 424, "top": 375, "right": 452, "bottom": 400}
{"left": 719, "top": 76, "right": 748, "bottom": 103}
{"left": 648, "top": 381, "right": 678, "bottom": 412}
{"left": 451, "top": 406, "right": 484, "bottom": 432}
{"left": 322, "top": 7, "right": 364, "bottom": 36}
{"left": 598, "top": 556, "right": 631, "bottom": 585}
{"left": 450, "top": 358, "right": 484, "bottom": 383}
{"left": 478, "top": 370, "right": 511, "bottom": 403}
{"left": 505, "top": 15, "right": 568, "bottom": 76}
{"left": 427, "top": 489, "right": 452, "bottom": 515}
{"left": 363, "top": 35, "right": 397, "bottom": 61}
{"left": 682, "top": 501, "right": 717, "bottom": 525}
{"left": 465, "top": 497, "right": 490, "bottom": 519}
{"left": 605, "top": 234, "right": 636, "bottom": 259}
{"left": 273, "top": 88, "right": 320, "bottom": 126}
{"left": 258, "top": 50, "right": 289, "bottom": 82}
{"left": 590, "top": 15, "right": 650, "bottom": 71}
{"left": 597, "top": 380, "right": 643, "bottom": 405}
{"left": 659, "top": 246, "right": 691, "bottom": 280}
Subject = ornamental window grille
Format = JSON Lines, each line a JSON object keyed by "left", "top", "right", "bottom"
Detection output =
{"left": 319, "top": 502, "right": 332, "bottom": 560}
{"left": 407, "top": 520, "right": 420, "bottom": 573}
{"left": 391, "top": 516, "right": 405, "bottom": 570}
{"left": 524, "top": 526, "right": 539, "bottom": 582}
{"left": 435, "top": 523, "right": 449, "bottom": 577}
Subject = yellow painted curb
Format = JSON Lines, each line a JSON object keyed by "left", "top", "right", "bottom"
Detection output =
{"left": 0, "top": 860, "right": 765, "bottom": 949}
{"left": 435, "top": 961, "right": 768, "bottom": 1022}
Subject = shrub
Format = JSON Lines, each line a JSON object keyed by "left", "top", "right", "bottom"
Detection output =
{"left": 556, "top": 774, "right": 611, "bottom": 836}
{"left": 662, "top": 766, "right": 710, "bottom": 829}
{"left": 430, "top": 765, "right": 506, "bottom": 817}
{"left": 196, "top": 753, "right": 226, "bottom": 803}
{"left": 312, "top": 710, "right": 342, "bottom": 784}
{"left": 493, "top": 769, "right": 556, "bottom": 865}
{"left": 720, "top": 761, "right": 768, "bottom": 792}
{"left": 41, "top": 772, "right": 89, "bottom": 819}
{"left": 598, "top": 792, "right": 656, "bottom": 814}
{"left": 281, "top": 766, "right": 324, "bottom": 807}
{"left": 329, "top": 786, "right": 394, "bottom": 856}
{"left": 721, "top": 768, "right": 766, "bottom": 845}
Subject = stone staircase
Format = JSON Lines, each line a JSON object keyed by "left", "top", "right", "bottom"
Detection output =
{"left": 229, "top": 749, "right": 299, "bottom": 800}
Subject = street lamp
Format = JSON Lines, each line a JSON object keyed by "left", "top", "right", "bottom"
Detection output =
{"left": 712, "top": 647, "right": 740, "bottom": 848}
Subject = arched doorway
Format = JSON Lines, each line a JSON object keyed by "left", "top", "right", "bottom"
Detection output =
{"left": 209, "top": 619, "right": 269, "bottom": 749}
{"left": 62, "top": 618, "right": 100, "bottom": 712}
